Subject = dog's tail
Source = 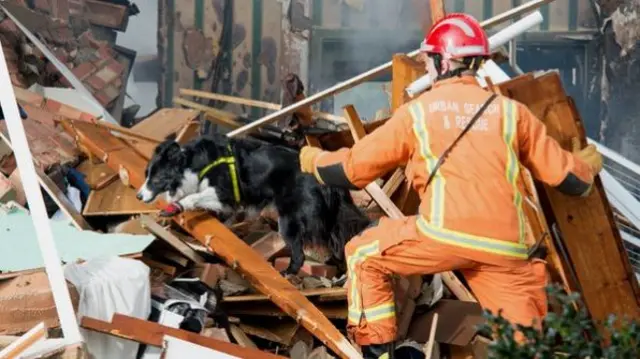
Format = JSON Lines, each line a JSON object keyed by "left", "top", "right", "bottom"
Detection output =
{"left": 320, "top": 186, "right": 372, "bottom": 262}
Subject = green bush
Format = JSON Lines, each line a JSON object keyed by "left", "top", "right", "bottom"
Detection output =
{"left": 478, "top": 284, "right": 640, "bottom": 359}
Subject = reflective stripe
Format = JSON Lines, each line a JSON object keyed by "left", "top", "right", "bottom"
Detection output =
{"left": 409, "top": 102, "right": 445, "bottom": 228}
{"left": 349, "top": 301, "right": 396, "bottom": 324}
{"left": 346, "top": 240, "right": 380, "bottom": 324}
{"left": 417, "top": 216, "right": 529, "bottom": 258}
{"left": 502, "top": 100, "right": 526, "bottom": 245}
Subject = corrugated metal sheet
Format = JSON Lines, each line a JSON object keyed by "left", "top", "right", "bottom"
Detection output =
{"left": 158, "top": 0, "right": 283, "bottom": 111}
{"left": 316, "top": 0, "right": 597, "bottom": 32}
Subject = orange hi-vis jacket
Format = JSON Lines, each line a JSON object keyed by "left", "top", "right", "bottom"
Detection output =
{"left": 314, "top": 76, "right": 594, "bottom": 266}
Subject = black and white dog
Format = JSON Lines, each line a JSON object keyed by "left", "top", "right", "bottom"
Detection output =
{"left": 136, "top": 133, "right": 371, "bottom": 276}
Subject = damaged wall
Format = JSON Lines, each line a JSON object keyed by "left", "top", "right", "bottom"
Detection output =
{"left": 595, "top": 0, "right": 640, "bottom": 164}
{"left": 309, "top": 0, "right": 600, "bottom": 120}
{"left": 157, "top": 0, "right": 306, "bottom": 118}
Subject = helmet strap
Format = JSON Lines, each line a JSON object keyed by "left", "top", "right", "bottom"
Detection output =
{"left": 430, "top": 54, "right": 488, "bottom": 81}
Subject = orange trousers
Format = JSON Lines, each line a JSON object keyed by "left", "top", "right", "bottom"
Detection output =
{"left": 345, "top": 216, "right": 548, "bottom": 345}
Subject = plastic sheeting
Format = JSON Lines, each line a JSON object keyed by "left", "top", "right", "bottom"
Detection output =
{"left": 64, "top": 257, "right": 151, "bottom": 359}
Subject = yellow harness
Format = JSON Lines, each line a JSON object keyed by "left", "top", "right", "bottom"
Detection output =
{"left": 198, "top": 145, "right": 241, "bottom": 204}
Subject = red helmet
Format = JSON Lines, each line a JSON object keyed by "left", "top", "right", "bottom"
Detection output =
{"left": 421, "top": 13, "right": 490, "bottom": 59}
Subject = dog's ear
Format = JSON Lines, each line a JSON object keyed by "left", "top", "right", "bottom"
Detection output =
{"left": 165, "top": 132, "right": 178, "bottom": 142}
{"left": 154, "top": 137, "right": 181, "bottom": 158}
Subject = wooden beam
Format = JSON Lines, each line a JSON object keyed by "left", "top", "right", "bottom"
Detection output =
{"left": 496, "top": 72, "right": 640, "bottom": 329}
{"left": 81, "top": 315, "right": 283, "bottom": 358}
{"left": 59, "top": 119, "right": 362, "bottom": 359}
{"left": 179, "top": 88, "right": 346, "bottom": 124}
{"left": 429, "top": 0, "right": 446, "bottom": 22}
{"left": 139, "top": 215, "right": 205, "bottom": 264}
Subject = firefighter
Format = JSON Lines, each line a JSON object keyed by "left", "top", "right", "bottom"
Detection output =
{"left": 299, "top": 13, "right": 603, "bottom": 359}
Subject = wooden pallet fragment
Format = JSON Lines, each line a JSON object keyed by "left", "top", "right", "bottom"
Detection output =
{"left": 496, "top": 72, "right": 640, "bottom": 329}
{"left": 59, "top": 119, "right": 362, "bottom": 359}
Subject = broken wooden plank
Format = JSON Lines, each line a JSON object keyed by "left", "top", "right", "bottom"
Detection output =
{"left": 83, "top": 179, "right": 158, "bottom": 216}
{"left": 141, "top": 256, "right": 177, "bottom": 277}
{"left": 238, "top": 320, "right": 300, "bottom": 346}
{"left": 128, "top": 108, "right": 200, "bottom": 160}
{"left": 229, "top": 324, "right": 259, "bottom": 349}
{"left": 139, "top": 215, "right": 205, "bottom": 264}
{"left": 224, "top": 301, "right": 348, "bottom": 320}
{"left": 92, "top": 120, "right": 161, "bottom": 144}
{"left": 429, "top": 0, "right": 446, "bottom": 22}
{"left": 60, "top": 119, "right": 362, "bottom": 359}
{"left": 180, "top": 88, "right": 347, "bottom": 124}
{"left": 0, "top": 322, "right": 47, "bottom": 359}
{"left": 496, "top": 72, "right": 640, "bottom": 328}
{"left": 81, "top": 315, "right": 283, "bottom": 358}
{"left": 75, "top": 160, "right": 118, "bottom": 190}
{"left": 223, "top": 287, "right": 347, "bottom": 303}
{"left": 175, "top": 121, "right": 200, "bottom": 144}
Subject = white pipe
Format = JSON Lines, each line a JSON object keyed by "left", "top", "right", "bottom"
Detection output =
{"left": 0, "top": 45, "right": 82, "bottom": 343}
{"left": 406, "top": 11, "right": 543, "bottom": 98}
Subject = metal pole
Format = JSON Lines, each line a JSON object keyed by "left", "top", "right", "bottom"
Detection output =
{"left": 227, "top": 0, "right": 556, "bottom": 138}
{"left": 0, "top": 45, "right": 82, "bottom": 343}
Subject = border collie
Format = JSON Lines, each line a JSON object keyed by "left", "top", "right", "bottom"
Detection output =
{"left": 136, "top": 133, "right": 371, "bottom": 276}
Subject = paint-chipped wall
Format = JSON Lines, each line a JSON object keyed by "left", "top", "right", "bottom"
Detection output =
{"left": 157, "top": 0, "right": 306, "bottom": 116}
{"left": 314, "top": 0, "right": 597, "bottom": 32}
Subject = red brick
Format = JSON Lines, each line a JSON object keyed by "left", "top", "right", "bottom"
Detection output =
{"left": 251, "top": 232, "right": 287, "bottom": 260}
{"left": 274, "top": 258, "right": 338, "bottom": 278}
{"left": 71, "top": 62, "right": 96, "bottom": 80}
{"left": 84, "top": 0, "right": 128, "bottom": 30}
{"left": 85, "top": 74, "right": 106, "bottom": 91}
{"left": 99, "top": 84, "right": 121, "bottom": 104}
{"left": 93, "top": 66, "right": 119, "bottom": 84}
{"left": 93, "top": 91, "right": 111, "bottom": 106}
{"left": 21, "top": 104, "right": 56, "bottom": 127}
{"left": 43, "top": 99, "right": 62, "bottom": 113}
{"left": 106, "top": 58, "right": 125, "bottom": 75}
{"left": 14, "top": 87, "right": 45, "bottom": 107}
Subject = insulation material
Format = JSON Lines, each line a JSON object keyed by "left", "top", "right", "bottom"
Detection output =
{"left": 64, "top": 257, "right": 151, "bottom": 359}
{"left": 0, "top": 206, "right": 154, "bottom": 273}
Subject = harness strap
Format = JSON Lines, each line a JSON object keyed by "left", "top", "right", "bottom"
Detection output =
{"left": 198, "top": 144, "right": 241, "bottom": 204}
